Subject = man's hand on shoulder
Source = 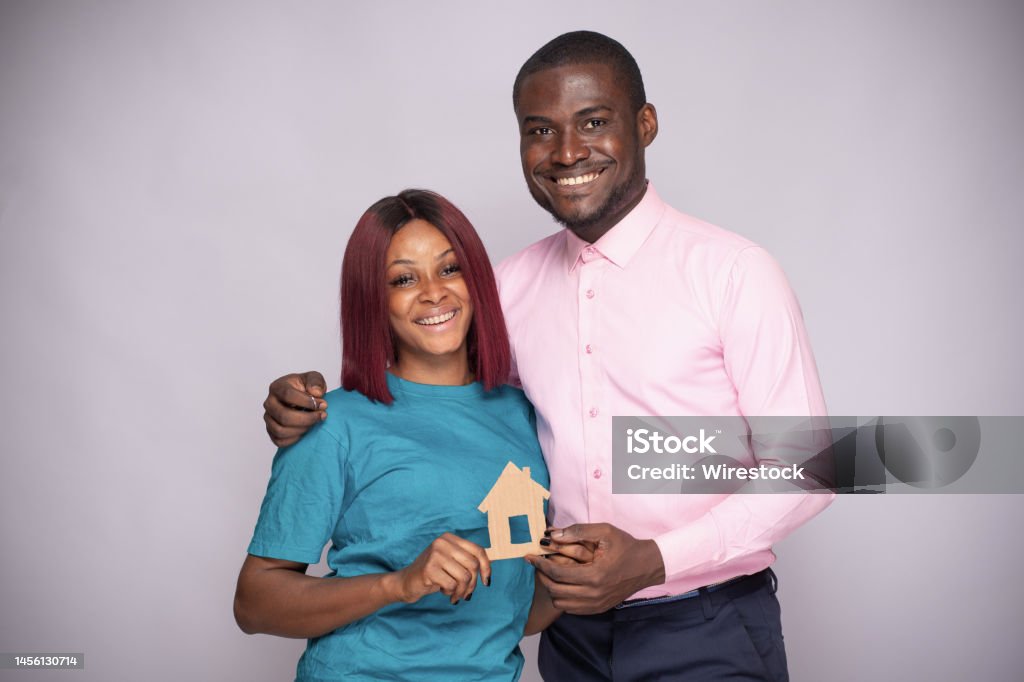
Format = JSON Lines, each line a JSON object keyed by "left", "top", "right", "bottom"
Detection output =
{"left": 527, "top": 523, "right": 666, "bottom": 615}
{"left": 263, "top": 371, "right": 327, "bottom": 447}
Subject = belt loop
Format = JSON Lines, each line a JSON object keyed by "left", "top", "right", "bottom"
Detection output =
{"left": 766, "top": 568, "right": 778, "bottom": 595}
{"left": 698, "top": 587, "right": 713, "bottom": 620}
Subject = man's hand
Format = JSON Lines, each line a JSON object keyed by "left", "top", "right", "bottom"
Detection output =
{"left": 263, "top": 371, "right": 327, "bottom": 447}
{"left": 526, "top": 523, "right": 666, "bottom": 615}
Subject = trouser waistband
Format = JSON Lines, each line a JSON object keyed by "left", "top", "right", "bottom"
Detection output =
{"left": 615, "top": 569, "right": 777, "bottom": 616}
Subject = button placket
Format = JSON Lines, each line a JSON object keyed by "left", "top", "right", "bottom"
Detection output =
{"left": 577, "top": 254, "right": 608, "bottom": 521}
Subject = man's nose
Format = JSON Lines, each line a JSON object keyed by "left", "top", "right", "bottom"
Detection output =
{"left": 553, "top": 130, "right": 589, "bottom": 166}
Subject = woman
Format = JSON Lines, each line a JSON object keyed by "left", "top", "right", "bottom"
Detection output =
{"left": 234, "top": 190, "right": 564, "bottom": 681}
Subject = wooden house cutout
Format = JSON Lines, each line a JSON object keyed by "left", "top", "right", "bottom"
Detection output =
{"left": 478, "top": 461, "right": 552, "bottom": 560}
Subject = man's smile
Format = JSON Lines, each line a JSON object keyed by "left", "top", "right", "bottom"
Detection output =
{"left": 553, "top": 169, "right": 605, "bottom": 187}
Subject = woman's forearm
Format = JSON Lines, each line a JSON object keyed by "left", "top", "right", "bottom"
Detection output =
{"left": 234, "top": 555, "right": 405, "bottom": 638}
{"left": 524, "top": 575, "right": 562, "bottom": 636}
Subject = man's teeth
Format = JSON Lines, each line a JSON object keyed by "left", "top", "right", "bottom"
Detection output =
{"left": 416, "top": 310, "right": 457, "bottom": 326}
{"left": 556, "top": 171, "right": 600, "bottom": 186}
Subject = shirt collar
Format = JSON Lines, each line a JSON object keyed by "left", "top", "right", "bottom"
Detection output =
{"left": 564, "top": 182, "right": 666, "bottom": 272}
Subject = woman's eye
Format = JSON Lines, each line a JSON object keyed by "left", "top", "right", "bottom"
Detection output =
{"left": 441, "top": 263, "right": 461, "bottom": 277}
{"left": 390, "top": 274, "right": 414, "bottom": 287}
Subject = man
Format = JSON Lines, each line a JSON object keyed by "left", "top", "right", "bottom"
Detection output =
{"left": 263, "top": 31, "right": 831, "bottom": 680}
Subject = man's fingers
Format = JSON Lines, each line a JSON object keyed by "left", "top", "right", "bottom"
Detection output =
{"left": 264, "top": 402, "right": 318, "bottom": 428}
{"left": 263, "top": 373, "right": 328, "bottom": 446}
{"left": 531, "top": 566, "right": 590, "bottom": 599}
{"left": 528, "top": 552, "right": 592, "bottom": 585}
{"left": 271, "top": 384, "right": 326, "bottom": 412}
{"left": 531, "top": 567, "right": 603, "bottom": 606}
{"left": 547, "top": 523, "right": 608, "bottom": 544}
{"left": 546, "top": 542, "right": 594, "bottom": 564}
{"left": 544, "top": 553, "right": 579, "bottom": 566}
{"left": 301, "top": 371, "right": 327, "bottom": 397}
{"left": 263, "top": 413, "right": 309, "bottom": 447}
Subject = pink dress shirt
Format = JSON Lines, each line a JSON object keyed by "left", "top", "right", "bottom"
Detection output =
{"left": 496, "top": 183, "right": 833, "bottom": 600}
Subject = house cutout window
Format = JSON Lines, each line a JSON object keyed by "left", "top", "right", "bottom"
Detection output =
{"left": 508, "top": 514, "right": 531, "bottom": 544}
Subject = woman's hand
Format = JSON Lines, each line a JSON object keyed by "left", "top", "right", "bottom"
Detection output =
{"left": 395, "top": 533, "right": 492, "bottom": 605}
{"left": 524, "top": 537, "right": 597, "bottom": 635}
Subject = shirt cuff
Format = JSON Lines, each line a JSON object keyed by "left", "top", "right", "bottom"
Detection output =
{"left": 652, "top": 512, "right": 725, "bottom": 580}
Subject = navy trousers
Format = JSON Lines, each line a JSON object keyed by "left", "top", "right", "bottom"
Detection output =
{"left": 538, "top": 569, "right": 788, "bottom": 681}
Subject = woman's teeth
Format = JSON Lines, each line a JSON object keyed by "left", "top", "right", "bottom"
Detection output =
{"left": 416, "top": 310, "right": 457, "bottom": 326}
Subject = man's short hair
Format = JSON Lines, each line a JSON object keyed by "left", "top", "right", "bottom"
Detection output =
{"left": 512, "top": 31, "right": 647, "bottom": 112}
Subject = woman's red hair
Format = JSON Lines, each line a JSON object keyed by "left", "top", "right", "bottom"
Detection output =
{"left": 340, "top": 189, "right": 511, "bottom": 404}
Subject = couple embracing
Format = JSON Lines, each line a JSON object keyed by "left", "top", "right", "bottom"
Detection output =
{"left": 234, "top": 30, "right": 830, "bottom": 682}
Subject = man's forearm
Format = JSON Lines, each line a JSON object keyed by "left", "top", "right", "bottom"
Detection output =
{"left": 653, "top": 490, "right": 834, "bottom": 582}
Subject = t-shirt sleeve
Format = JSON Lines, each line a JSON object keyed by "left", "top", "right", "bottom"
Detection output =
{"left": 248, "top": 422, "right": 346, "bottom": 565}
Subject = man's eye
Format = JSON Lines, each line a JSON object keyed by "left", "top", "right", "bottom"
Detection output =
{"left": 390, "top": 274, "right": 414, "bottom": 287}
{"left": 583, "top": 119, "right": 606, "bottom": 129}
{"left": 529, "top": 127, "right": 553, "bottom": 135}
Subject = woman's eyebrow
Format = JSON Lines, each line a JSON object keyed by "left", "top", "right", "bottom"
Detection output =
{"left": 388, "top": 248, "right": 454, "bottom": 268}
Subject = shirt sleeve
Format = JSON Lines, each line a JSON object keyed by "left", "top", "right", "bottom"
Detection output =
{"left": 654, "top": 246, "right": 835, "bottom": 580}
{"left": 248, "top": 422, "right": 347, "bottom": 565}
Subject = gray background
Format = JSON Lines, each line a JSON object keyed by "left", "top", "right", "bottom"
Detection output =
{"left": 1, "top": 1, "right": 1022, "bottom": 680}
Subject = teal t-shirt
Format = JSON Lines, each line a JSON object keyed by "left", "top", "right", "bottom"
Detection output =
{"left": 248, "top": 374, "right": 549, "bottom": 682}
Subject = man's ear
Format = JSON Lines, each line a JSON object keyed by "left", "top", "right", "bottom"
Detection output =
{"left": 637, "top": 103, "right": 658, "bottom": 147}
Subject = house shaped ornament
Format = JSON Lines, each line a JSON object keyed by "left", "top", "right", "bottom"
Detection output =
{"left": 477, "top": 461, "right": 553, "bottom": 560}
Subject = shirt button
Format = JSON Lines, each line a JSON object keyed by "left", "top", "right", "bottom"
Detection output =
{"left": 585, "top": 344, "right": 593, "bottom": 354}
{"left": 593, "top": 468, "right": 603, "bottom": 479}
{"left": 586, "top": 289, "right": 595, "bottom": 299}
{"left": 589, "top": 407, "right": 599, "bottom": 418}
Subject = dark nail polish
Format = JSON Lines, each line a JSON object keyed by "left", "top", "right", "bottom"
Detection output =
{"left": 485, "top": 577, "right": 491, "bottom": 587}
{"left": 466, "top": 592, "right": 473, "bottom": 601}
{"left": 539, "top": 538, "right": 551, "bottom": 547}
{"left": 543, "top": 530, "right": 552, "bottom": 538}
{"left": 453, "top": 600, "right": 460, "bottom": 605}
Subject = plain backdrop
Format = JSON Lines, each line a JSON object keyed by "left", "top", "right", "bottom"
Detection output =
{"left": 1, "top": 1, "right": 1023, "bottom": 680}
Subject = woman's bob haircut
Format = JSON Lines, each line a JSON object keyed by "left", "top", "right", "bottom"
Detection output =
{"left": 340, "top": 189, "right": 511, "bottom": 404}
